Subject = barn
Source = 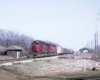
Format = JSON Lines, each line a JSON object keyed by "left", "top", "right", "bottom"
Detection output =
{"left": 6, "top": 45, "right": 28, "bottom": 59}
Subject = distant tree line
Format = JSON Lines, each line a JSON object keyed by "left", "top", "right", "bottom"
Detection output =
{"left": 0, "top": 30, "right": 61, "bottom": 52}
{"left": 0, "top": 30, "right": 34, "bottom": 51}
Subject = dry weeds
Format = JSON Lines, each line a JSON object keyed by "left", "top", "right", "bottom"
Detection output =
{"left": 0, "top": 54, "right": 100, "bottom": 80}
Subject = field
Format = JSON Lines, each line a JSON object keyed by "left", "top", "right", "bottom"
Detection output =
{"left": 0, "top": 53, "right": 100, "bottom": 80}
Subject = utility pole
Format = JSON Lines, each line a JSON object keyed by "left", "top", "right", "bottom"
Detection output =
{"left": 94, "top": 9, "right": 100, "bottom": 54}
{"left": 0, "top": 29, "right": 4, "bottom": 44}
{"left": 95, "top": 32, "right": 97, "bottom": 54}
{"left": 19, "top": 38, "right": 21, "bottom": 46}
{"left": 97, "top": 31, "right": 98, "bottom": 54}
{"left": 91, "top": 40, "right": 92, "bottom": 52}
{"left": 94, "top": 31, "right": 99, "bottom": 54}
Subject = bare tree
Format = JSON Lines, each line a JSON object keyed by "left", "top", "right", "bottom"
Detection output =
{"left": 0, "top": 30, "right": 34, "bottom": 51}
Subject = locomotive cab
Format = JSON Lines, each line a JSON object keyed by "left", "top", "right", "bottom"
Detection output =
{"left": 31, "top": 40, "right": 42, "bottom": 53}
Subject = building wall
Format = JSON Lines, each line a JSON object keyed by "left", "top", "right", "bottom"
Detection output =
{"left": 7, "top": 51, "right": 21, "bottom": 59}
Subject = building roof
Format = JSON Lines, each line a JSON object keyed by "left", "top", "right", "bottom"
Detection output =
{"left": 79, "top": 47, "right": 89, "bottom": 52}
{"left": 6, "top": 45, "right": 23, "bottom": 51}
{"left": 6, "top": 45, "right": 28, "bottom": 55}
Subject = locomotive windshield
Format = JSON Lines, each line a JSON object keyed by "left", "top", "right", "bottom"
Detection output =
{"left": 34, "top": 40, "right": 41, "bottom": 44}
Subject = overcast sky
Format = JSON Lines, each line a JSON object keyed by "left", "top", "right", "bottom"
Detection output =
{"left": 0, "top": 0, "right": 100, "bottom": 51}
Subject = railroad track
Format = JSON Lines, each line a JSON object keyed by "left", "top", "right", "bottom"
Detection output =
{"left": 0, "top": 53, "right": 71, "bottom": 66}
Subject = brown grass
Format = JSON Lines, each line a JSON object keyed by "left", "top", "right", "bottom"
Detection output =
{"left": 91, "top": 53, "right": 100, "bottom": 62}
{"left": 0, "top": 54, "right": 100, "bottom": 80}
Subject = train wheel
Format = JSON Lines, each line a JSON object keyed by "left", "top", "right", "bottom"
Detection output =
{"left": 27, "top": 55, "right": 31, "bottom": 58}
{"left": 34, "top": 52, "right": 37, "bottom": 56}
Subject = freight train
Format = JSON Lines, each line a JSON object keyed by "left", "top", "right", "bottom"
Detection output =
{"left": 28, "top": 40, "right": 74, "bottom": 58}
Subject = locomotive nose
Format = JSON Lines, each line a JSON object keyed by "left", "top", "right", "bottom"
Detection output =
{"left": 35, "top": 45, "right": 40, "bottom": 51}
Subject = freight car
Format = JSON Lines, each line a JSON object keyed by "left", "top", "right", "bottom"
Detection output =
{"left": 28, "top": 40, "right": 72, "bottom": 58}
